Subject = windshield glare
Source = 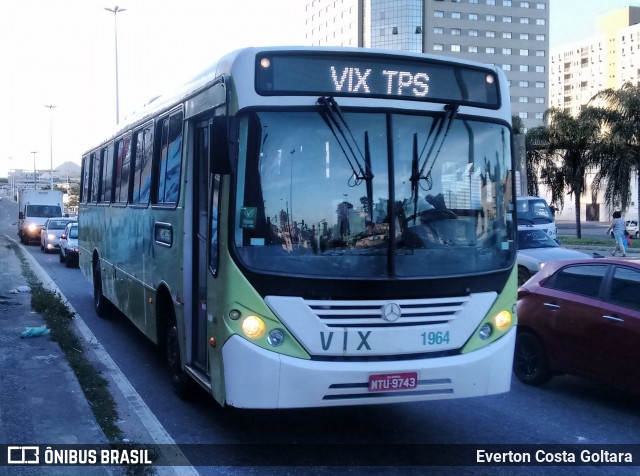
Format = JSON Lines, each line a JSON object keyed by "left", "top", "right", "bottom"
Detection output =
{"left": 517, "top": 229, "right": 558, "bottom": 249}
{"left": 517, "top": 199, "right": 553, "bottom": 224}
{"left": 234, "top": 110, "right": 514, "bottom": 279}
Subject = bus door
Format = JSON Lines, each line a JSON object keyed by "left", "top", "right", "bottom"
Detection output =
{"left": 193, "top": 119, "right": 212, "bottom": 371}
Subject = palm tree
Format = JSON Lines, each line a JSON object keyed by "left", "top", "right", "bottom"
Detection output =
{"left": 525, "top": 125, "right": 551, "bottom": 198}
{"left": 589, "top": 82, "right": 640, "bottom": 225}
{"left": 532, "top": 108, "right": 602, "bottom": 239}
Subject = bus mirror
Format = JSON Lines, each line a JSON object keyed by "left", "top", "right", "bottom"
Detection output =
{"left": 210, "top": 116, "right": 231, "bottom": 175}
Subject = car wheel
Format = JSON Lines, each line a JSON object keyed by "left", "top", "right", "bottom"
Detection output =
{"left": 518, "top": 266, "right": 531, "bottom": 287}
{"left": 513, "top": 331, "right": 552, "bottom": 386}
{"left": 636, "top": 232, "right": 639, "bottom": 239}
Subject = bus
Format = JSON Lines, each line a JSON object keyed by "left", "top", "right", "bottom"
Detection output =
{"left": 79, "top": 47, "right": 517, "bottom": 409}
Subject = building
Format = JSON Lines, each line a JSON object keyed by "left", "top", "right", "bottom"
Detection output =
{"left": 7, "top": 162, "right": 81, "bottom": 201}
{"left": 549, "top": 6, "right": 640, "bottom": 115}
{"left": 305, "top": 0, "right": 550, "bottom": 131}
{"left": 548, "top": 6, "right": 640, "bottom": 222}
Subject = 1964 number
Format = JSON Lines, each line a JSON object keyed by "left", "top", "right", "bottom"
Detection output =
{"left": 421, "top": 331, "right": 450, "bottom": 346}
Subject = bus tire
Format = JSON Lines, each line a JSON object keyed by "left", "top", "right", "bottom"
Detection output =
{"left": 166, "top": 320, "right": 193, "bottom": 399}
{"left": 93, "top": 263, "right": 109, "bottom": 318}
{"left": 513, "top": 331, "right": 552, "bottom": 386}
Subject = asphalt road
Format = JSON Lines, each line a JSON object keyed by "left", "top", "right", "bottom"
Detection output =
{"left": 557, "top": 220, "right": 610, "bottom": 239}
{"left": 2, "top": 198, "right": 640, "bottom": 476}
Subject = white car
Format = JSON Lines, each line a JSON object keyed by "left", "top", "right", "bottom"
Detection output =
{"left": 626, "top": 220, "right": 639, "bottom": 238}
{"left": 40, "top": 218, "right": 76, "bottom": 253}
{"left": 517, "top": 228, "right": 591, "bottom": 286}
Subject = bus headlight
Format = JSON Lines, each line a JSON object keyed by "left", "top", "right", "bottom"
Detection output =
{"left": 267, "top": 328, "right": 285, "bottom": 347}
{"left": 478, "top": 323, "right": 492, "bottom": 340}
{"left": 242, "top": 315, "right": 266, "bottom": 339}
{"left": 28, "top": 223, "right": 37, "bottom": 232}
{"left": 494, "top": 310, "right": 512, "bottom": 331}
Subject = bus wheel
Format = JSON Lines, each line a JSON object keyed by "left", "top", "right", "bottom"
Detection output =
{"left": 513, "top": 331, "right": 551, "bottom": 386}
{"left": 93, "top": 264, "right": 109, "bottom": 318}
{"left": 166, "top": 322, "right": 193, "bottom": 399}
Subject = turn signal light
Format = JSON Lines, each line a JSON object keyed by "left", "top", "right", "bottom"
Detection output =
{"left": 242, "top": 316, "right": 266, "bottom": 339}
{"left": 494, "top": 310, "right": 512, "bottom": 331}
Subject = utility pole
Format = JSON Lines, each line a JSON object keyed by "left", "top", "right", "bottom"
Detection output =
{"left": 31, "top": 151, "right": 38, "bottom": 189}
{"left": 45, "top": 104, "right": 56, "bottom": 190}
{"left": 104, "top": 6, "right": 126, "bottom": 124}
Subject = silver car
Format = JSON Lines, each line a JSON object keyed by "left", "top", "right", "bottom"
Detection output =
{"left": 517, "top": 228, "right": 591, "bottom": 286}
{"left": 59, "top": 222, "right": 79, "bottom": 268}
{"left": 40, "top": 218, "right": 76, "bottom": 253}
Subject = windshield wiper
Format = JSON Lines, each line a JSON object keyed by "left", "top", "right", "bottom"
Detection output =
{"left": 317, "top": 96, "right": 374, "bottom": 221}
{"left": 409, "top": 103, "right": 459, "bottom": 222}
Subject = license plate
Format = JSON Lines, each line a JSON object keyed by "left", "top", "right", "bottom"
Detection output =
{"left": 368, "top": 372, "right": 418, "bottom": 392}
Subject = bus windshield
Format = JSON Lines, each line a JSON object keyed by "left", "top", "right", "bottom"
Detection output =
{"left": 234, "top": 109, "right": 514, "bottom": 279}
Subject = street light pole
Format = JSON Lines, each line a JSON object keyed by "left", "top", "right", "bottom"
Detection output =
{"left": 31, "top": 151, "right": 38, "bottom": 189}
{"left": 104, "top": 5, "right": 126, "bottom": 124}
{"left": 44, "top": 104, "right": 56, "bottom": 190}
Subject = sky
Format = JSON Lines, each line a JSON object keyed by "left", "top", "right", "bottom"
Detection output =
{"left": 1, "top": 0, "right": 640, "bottom": 178}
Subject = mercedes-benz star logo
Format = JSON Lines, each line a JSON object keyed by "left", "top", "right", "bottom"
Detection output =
{"left": 381, "top": 303, "right": 402, "bottom": 322}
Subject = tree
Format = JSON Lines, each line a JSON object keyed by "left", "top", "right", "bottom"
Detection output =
{"left": 589, "top": 82, "right": 640, "bottom": 225}
{"left": 525, "top": 125, "right": 551, "bottom": 198}
{"left": 512, "top": 115, "right": 525, "bottom": 135}
{"left": 531, "top": 108, "right": 602, "bottom": 238}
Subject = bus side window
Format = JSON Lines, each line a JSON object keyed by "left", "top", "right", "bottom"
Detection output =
{"left": 101, "top": 144, "right": 114, "bottom": 203}
{"left": 154, "top": 110, "right": 183, "bottom": 204}
{"left": 80, "top": 155, "right": 90, "bottom": 203}
{"left": 90, "top": 151, "right": 101, "bottom": 203}
{"left": 114, "top": 135, "right": 132, "bottom": 204}
{"left": 131, "top": 122, "right": 154, "bottom": 205}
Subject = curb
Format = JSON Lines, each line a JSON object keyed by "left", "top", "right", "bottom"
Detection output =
{"left": 8, "top": 235, "right": 198, "bottom": 476}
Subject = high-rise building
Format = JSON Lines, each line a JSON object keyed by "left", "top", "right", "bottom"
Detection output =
{"left": 305, "top": 0, "right": 550, "bottom": 131}
{"left": 547, "top": 6, "right": 640, "bottom": 223}
{"left": 550, "top": 6, "right": 640, "bottom": 116}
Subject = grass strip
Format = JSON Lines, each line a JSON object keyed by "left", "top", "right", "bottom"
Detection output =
{"left": 8, "top": 242, "right": 155, "bottom": 476}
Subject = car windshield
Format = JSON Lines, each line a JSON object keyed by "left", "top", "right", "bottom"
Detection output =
{"left": 26, "top": 205, "right": 62, "bottom": 218}
{"left": 517, "top": 199, "right": 553, "bottom": 225}
{"left": 232, "top": 109, "right": 515, "bottom": 279}
{"left": 48, "top": 220, "right": 72, "bottom": 230}
{"left": 517, "top": 229, "right": 558, "bottom": 250}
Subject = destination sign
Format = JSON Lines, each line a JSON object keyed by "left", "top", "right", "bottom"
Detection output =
{"left": 255, "top": 52, "right": 500, "bottom": 107}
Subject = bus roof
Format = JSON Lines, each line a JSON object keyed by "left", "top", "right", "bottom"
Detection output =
{"left": 86, "top": 46, "right": 509, "bottom": 153}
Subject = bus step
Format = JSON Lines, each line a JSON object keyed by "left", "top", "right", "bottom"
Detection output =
{"left": 185, "top": 365, "right": 212, "bottom": 391}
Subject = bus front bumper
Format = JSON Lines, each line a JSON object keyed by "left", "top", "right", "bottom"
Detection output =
{"left": 222, "top": 328, "right": 515, "bottom": 409}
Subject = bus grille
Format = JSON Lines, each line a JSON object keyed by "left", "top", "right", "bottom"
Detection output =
{"left": 304, "top": 297, "right": 469, "bottom": 328}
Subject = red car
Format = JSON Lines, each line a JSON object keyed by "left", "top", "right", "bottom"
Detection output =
{"left": 514, "top": 258, "right": 640, "bottom": 393}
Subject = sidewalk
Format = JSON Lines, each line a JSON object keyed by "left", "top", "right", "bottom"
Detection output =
{"left": 0, "top": 234, "right": 117, "bottom": 475}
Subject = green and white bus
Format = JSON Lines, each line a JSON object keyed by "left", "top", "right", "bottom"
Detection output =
{"left": 79, "top": 47, "right": 517, "bottom": 409}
